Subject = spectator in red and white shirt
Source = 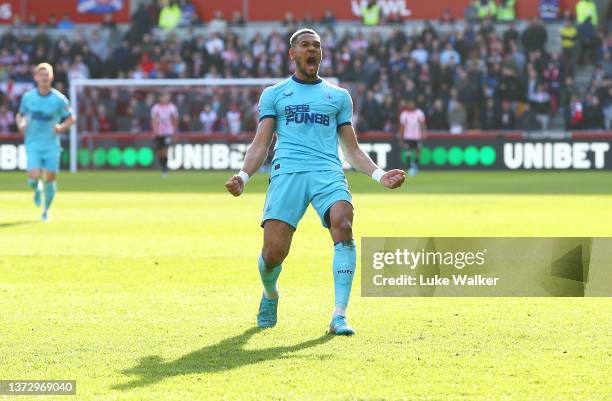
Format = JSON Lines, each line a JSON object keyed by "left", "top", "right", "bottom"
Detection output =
{"left": 151, "top": 92, "right": 178, "bottom": 177}
{"left": 398, "top": 100, "right": 426, "bottom": 175}
{"left": 226, "top": 104, "right": 241, "bottom": 135}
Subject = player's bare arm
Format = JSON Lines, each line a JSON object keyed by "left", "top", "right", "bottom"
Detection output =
{"left": 16, "top": 113, "right": 27, "bottom": 134}
{"left": 338, "top": 124, "right": 405, "bottom": 189}
{"left": 152, "top": 116, "right": 159, "bottom": 135}
{"left": 53, "top": 115, "right": 75, "bottom": 133}
{"left": 224, "top": 117, "right": 275, "bottom": 196}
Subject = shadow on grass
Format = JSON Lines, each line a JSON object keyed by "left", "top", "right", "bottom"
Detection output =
{"left": 113, "top": 326, "right": 335, "bottom": 390}
{"left": 0, "top": 220, "right": 37, "bottom": 229}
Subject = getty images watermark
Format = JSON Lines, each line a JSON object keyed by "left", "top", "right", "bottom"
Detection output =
{"left": 361, "top": 238, "right": 612, "bottom": 297}
{"left": 371, "top": 247, "right": 496, "bottom": 287}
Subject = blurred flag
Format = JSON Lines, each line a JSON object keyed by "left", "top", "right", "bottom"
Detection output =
{"left": 77, "top": 0, "right": 124, "bottom": 14}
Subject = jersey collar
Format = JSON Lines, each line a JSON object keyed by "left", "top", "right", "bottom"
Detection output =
{"left": 37, "top": 88, "right": 52, "bottom": 97}
{"left": 291, "top": 75, "right": 322, "bottom": 85}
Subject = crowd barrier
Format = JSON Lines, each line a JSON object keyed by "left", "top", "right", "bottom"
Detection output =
{"left": 1, "top": 131, "right": 611, "bottom": 171}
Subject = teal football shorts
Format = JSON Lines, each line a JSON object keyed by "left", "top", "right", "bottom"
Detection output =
{"left": 26, "top": 146, "right": 61, "bottom": 172}
{"left": 261, "top": 170, "right": 353, "bottom": 229}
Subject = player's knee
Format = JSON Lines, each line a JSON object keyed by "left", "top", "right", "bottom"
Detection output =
{"left": 333, "top": 217, "right": 353, "bottom": 238}
{"left": 262, "top": 246, "right": 287, "bottom": 267}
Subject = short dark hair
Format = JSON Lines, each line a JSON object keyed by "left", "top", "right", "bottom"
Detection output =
{"left": 289, "top": 28, "right": 320, "bottom": 48}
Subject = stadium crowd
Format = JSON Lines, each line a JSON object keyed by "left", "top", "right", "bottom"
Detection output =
{"left": 0, "top": 0, "right": 611, "bottom": 134}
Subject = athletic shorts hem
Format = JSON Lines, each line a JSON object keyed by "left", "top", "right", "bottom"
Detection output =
{"left": 260, "top": 217, "right": 298, "bottom": 230}
{"left": 155, "top": 135, "right": 173, "bottom": 149}
{"left": 403, "top": 139, "right": 422, "bottom": 149}
{"left": 318, "top": 193, "right": 353, "bottom": 228}
{"left": 27, "top": 167, "right": 59, "bottom": 173}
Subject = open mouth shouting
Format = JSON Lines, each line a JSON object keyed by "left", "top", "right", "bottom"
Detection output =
{"left": 305, "top": 55, "right": 318, "bottom": 73}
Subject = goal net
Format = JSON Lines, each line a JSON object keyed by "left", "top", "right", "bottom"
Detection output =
{"left": 68, "top": 78, "right": 340, "bottom": 172}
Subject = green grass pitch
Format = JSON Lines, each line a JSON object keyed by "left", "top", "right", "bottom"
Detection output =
{"left": 1, "top": 170, "right": 611, "bottom": 401}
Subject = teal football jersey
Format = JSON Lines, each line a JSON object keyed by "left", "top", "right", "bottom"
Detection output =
{"left": 258, "top": 76, "right": 353, "bottom": 176}
{"left": 18, "top": 88, "right": 72, "bottom": 150}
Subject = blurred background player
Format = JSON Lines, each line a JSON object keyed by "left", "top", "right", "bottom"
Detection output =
{"left": 151, "top": 92, "right": 178, "bottom": 177}
{"left": 225, "top": 28, "right": 405, "bottom": 335}
{"left": 16, "top": 63, "right": 75, "bottom": 222}
{"left": 399, "top": 100, "right": 426, "bottom": 176}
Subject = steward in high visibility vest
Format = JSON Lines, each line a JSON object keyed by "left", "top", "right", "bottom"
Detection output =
{"left": 159, "top": 2, "right": 182, "bottom": 30}
{"left": 474, "top": 0, "right": 497, "bottom": 20}
{"left": 560, "top": 20, "right": 578, "bottom": 49}
{"left": 576, "top": 0, "right": 598, "bottom": 27}
{"left": 497, "top": 0, "right": 516, "bottom": 22}
{"left": 362, "top": 0, "right": 381, "bottom": 26}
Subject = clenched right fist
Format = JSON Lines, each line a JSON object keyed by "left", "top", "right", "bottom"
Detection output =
{"left": 225, "top": 175, "right": 245, "bottom": 196}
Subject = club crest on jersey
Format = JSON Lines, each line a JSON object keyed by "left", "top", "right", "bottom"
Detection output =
{"left": 284, "top": 104, "right": 330, "bottom": 126}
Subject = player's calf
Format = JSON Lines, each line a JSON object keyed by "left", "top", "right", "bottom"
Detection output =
{"left": 27, "top": 173, "right": 43, "bottom": 208}
{"left": 328, "top": 202, "right": 357, "bottom": 331}
{"left": 28, "top": 169, "right": 41, "bottom": 187}
{"left": 256, "top": 220, "right": 293, "bottom": 328}
{"left": 42, "top": 177, "right": 57, "bottom": 221}
{"left": 332, "top": 239, "right": 356, "bottom": 318}
{"left": 257, "top": 254, "right": 283, "bottom": 328}
{"left": 260, "top": 219, "right": 293, "bottom": 299}
{"left": 258, "top": 254, "right": 282, "bottom": 300}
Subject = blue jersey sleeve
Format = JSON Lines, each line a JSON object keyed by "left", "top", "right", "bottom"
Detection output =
{"left": 258, "top": 87, "right": 276, "bottom": 122}
{"left": 337, "top": 90, "right": 353, "bottom": 128}
{"left": 56, "top": 93, "right": 72, "bottom": 119}
{"left": 18, "top": 93, "right": 29, "bottom": 114}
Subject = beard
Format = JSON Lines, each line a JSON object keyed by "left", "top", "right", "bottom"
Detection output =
{"left": 296, "top": 59, "right": 320, "bottom": 79}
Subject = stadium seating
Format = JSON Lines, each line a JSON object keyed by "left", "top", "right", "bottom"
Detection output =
{"left": 0, "top": 13, "right": 610, "bottom": 135}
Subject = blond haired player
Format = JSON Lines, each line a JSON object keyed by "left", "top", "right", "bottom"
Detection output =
{"left": 16, "top": 63, "right": 75, "bottom": 221}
